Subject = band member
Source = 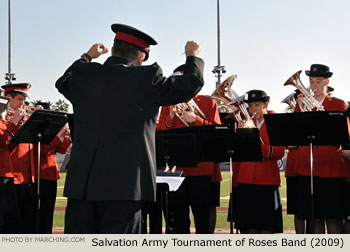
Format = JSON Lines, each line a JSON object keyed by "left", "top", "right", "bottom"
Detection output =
{"left": 234, "top": 90, "right": 285, "bottom": 234}
{"left": 157, "top": 66, "right": 221, "bottom": 233}
{"left": 0, "top": 104, "right": 22, "bottom": 233}
{"left": 1, "top": 83, "right": 37, "bottom": 233}
{"left": 294, "top": 64, "right": 348, "bottom": 233}
{"left": 56, "top": 23, "right": 204, "bottom": 234}
{"left": 209, "top": 163, "right": 222, "bottom": 233}
{"left": 33, "top": 102, "right": 72, "bottom": 233}
{"left": 284, "top": 90, "right": 310, "bottom": 233}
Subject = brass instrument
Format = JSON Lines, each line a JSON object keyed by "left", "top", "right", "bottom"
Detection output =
{"left": 4, "top": 105, "right": 38, "bottom": 126}
{"left": 174, "top": 99, "right": 207, "bottom": 127}
{"left": 210, "top": 74, "right": 239, "bottom": 113}
{"left": 283, "top": 70, "right": 324, "bottom": 111}
{"left": 209, "top": 74, "right": 257, "bottom": 126}
{"left": 280, "top": 92, "right": 297, "bottom": 113}
{"left": 228, "top": 95, "right": 256, "bottom": 128}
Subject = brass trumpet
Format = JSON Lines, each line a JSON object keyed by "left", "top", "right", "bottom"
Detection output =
{"left": 284, "top": 70, "right": 324, "bottom": 111}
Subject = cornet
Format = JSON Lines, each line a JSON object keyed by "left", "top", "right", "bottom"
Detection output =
{"left": 283, "top": 70, "right": 324, "bottom": 111}
{"left": 4, "top": 105, "right": 39, "bottom": 126}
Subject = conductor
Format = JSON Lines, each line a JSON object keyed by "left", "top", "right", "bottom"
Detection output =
{"left": 55, "top": 23, "right": 204, "bottom": 234}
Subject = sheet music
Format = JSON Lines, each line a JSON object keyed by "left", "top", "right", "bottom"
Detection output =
{"left": 156, "top": 176, "right": 185, "bottom": 191}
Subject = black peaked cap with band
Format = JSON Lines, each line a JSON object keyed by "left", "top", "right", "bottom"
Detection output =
{"left": 1, "top": 83, "right": 31, "bottom": 97}
{"left": 111, "top": 23, "right": 157, "bottom": 61}
{"left": 245, "top": 90, "right": 270, "bottom": 103}
{"left": 305, "top": 64, "right": 333, "bottom": 78}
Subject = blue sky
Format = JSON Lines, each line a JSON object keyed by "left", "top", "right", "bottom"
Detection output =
{"left": 1, "top": 0, "right": 350, "bottom": 112}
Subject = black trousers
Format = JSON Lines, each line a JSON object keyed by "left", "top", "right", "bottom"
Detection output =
{"left": 12, "top": 183, "right": 37, "bottom": 233}
{"left": 34, "top": 179, "right": 57, "bottom": 234}
{"left": 168, "top": 175, "right": 212, "bottom": 234}
{"left": 64, "top": 198, "right": 143, "bottom": 234}
{"left": 0, "top": 177, "right": 20, "bottom": 233}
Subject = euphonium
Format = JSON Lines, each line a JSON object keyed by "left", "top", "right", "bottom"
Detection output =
{"left": 280, "top": 92, "right": 297, "bottom": 113}
{"left": 228, "top": 94, "right": 256, "bottom": 128}
{"left": 210, "top": 74, "right": 239, "bottom": 113}
{"left": 283, "top": 70, "right": 324, "bottom": 111}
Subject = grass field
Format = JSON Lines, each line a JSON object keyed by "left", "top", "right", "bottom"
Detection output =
{"left": 53, "top": 172, "right": 295, "bottom": 232}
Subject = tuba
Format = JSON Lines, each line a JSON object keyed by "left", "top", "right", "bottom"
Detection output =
{"left": 283, "top": 70, "right": 324, "bottom": 111}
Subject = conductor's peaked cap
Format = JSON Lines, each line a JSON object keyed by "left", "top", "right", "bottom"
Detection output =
{"left": 111, "top": 23, "right": 157, "bottom": 61}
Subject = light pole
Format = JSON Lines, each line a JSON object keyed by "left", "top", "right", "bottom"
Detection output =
{"left": 5, "top": 0, "right": 16, "bottom": 84}
{"left": 212, "top": 0, "right": 226, "bottom": 88}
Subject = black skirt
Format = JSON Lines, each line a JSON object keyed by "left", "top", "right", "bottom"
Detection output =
{"left": 235, "top": 183, "right": 283, "bottom": 233}
{"left": 286, "top": 177, "right": 298, "bottom": 215}
{"left": 211, "top": 182, "right": 221, "bottom": 207}
{"left": 296, "top": 176, "right": 348, "bottom": 219}
{"left": 227, "top": 187, "right": 238, "bottom": 222}
{"left": 346, "top": 182, "right": 350, "bottom": 217}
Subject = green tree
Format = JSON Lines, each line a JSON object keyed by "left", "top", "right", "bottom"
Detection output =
{"left": 55, "top": 99, "right": 70, "bottom": 112}
{"left": 29, "top": 99, "right": 69, "bottom": 112}
{"left": 30, "top": 99, "right": 42, "bottom": 106}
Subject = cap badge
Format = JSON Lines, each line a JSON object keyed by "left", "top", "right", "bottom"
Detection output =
{"left": 252, "top": 93, "right": 256, "bottom": 98}
{"left": 313, "top": 67, "right": 317, "bottom": 72}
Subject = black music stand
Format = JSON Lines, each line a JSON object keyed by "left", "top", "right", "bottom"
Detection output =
{"left": 265, "top": 111, "right": 350, "bottom": 233}
{"left": 219, "top": 112, "right": 237, "bottom": 128}
{"left": 156, "top": 125, "right": 263, "bottom": 234}
{"left": 10, "top": 109, "right": 68, "bottom": 233}
{"left": 145, "top": 171, "right": 184, "bottom": 234}
{"left": 149, "top": 133, "right": 196, "bottom": 233}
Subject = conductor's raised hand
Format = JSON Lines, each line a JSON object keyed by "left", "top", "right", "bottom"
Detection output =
{"left": 87, "top": 43, "right": 109, "bottom": 59}
{"left": 185, "top": 41, "right": 201, "bottom": 57}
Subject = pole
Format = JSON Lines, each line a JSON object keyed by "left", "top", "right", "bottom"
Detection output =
{"left": 212, "top": 0, "right": 226, "bottom": 88}
{"left": 5, "top": 0, "right": 16, "bottom": 84}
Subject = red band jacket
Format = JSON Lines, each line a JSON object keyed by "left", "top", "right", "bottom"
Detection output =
{"left": 5, "top": 121, "right": 36, "bottom": 184}
{"left": 33, "top": 136, "right": 71, "bottom": 181}
{"left": 157, "top": 94, "right": 222, "bottom": 177}
{"left": 236, "top": 113, "right": 286, "bottom": 186}
{"left": 0, "top": 120, "right": 13, "bottom": 178}
{"left": 294, "top": 95, "right": 347, "bottom": 178}
{"left": 285, "top": 148, "right": 298, "bottom": 177}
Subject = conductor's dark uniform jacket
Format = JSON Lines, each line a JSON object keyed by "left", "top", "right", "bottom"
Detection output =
{"left": 55, "top": 55, "right": 204, "bottom": 202}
